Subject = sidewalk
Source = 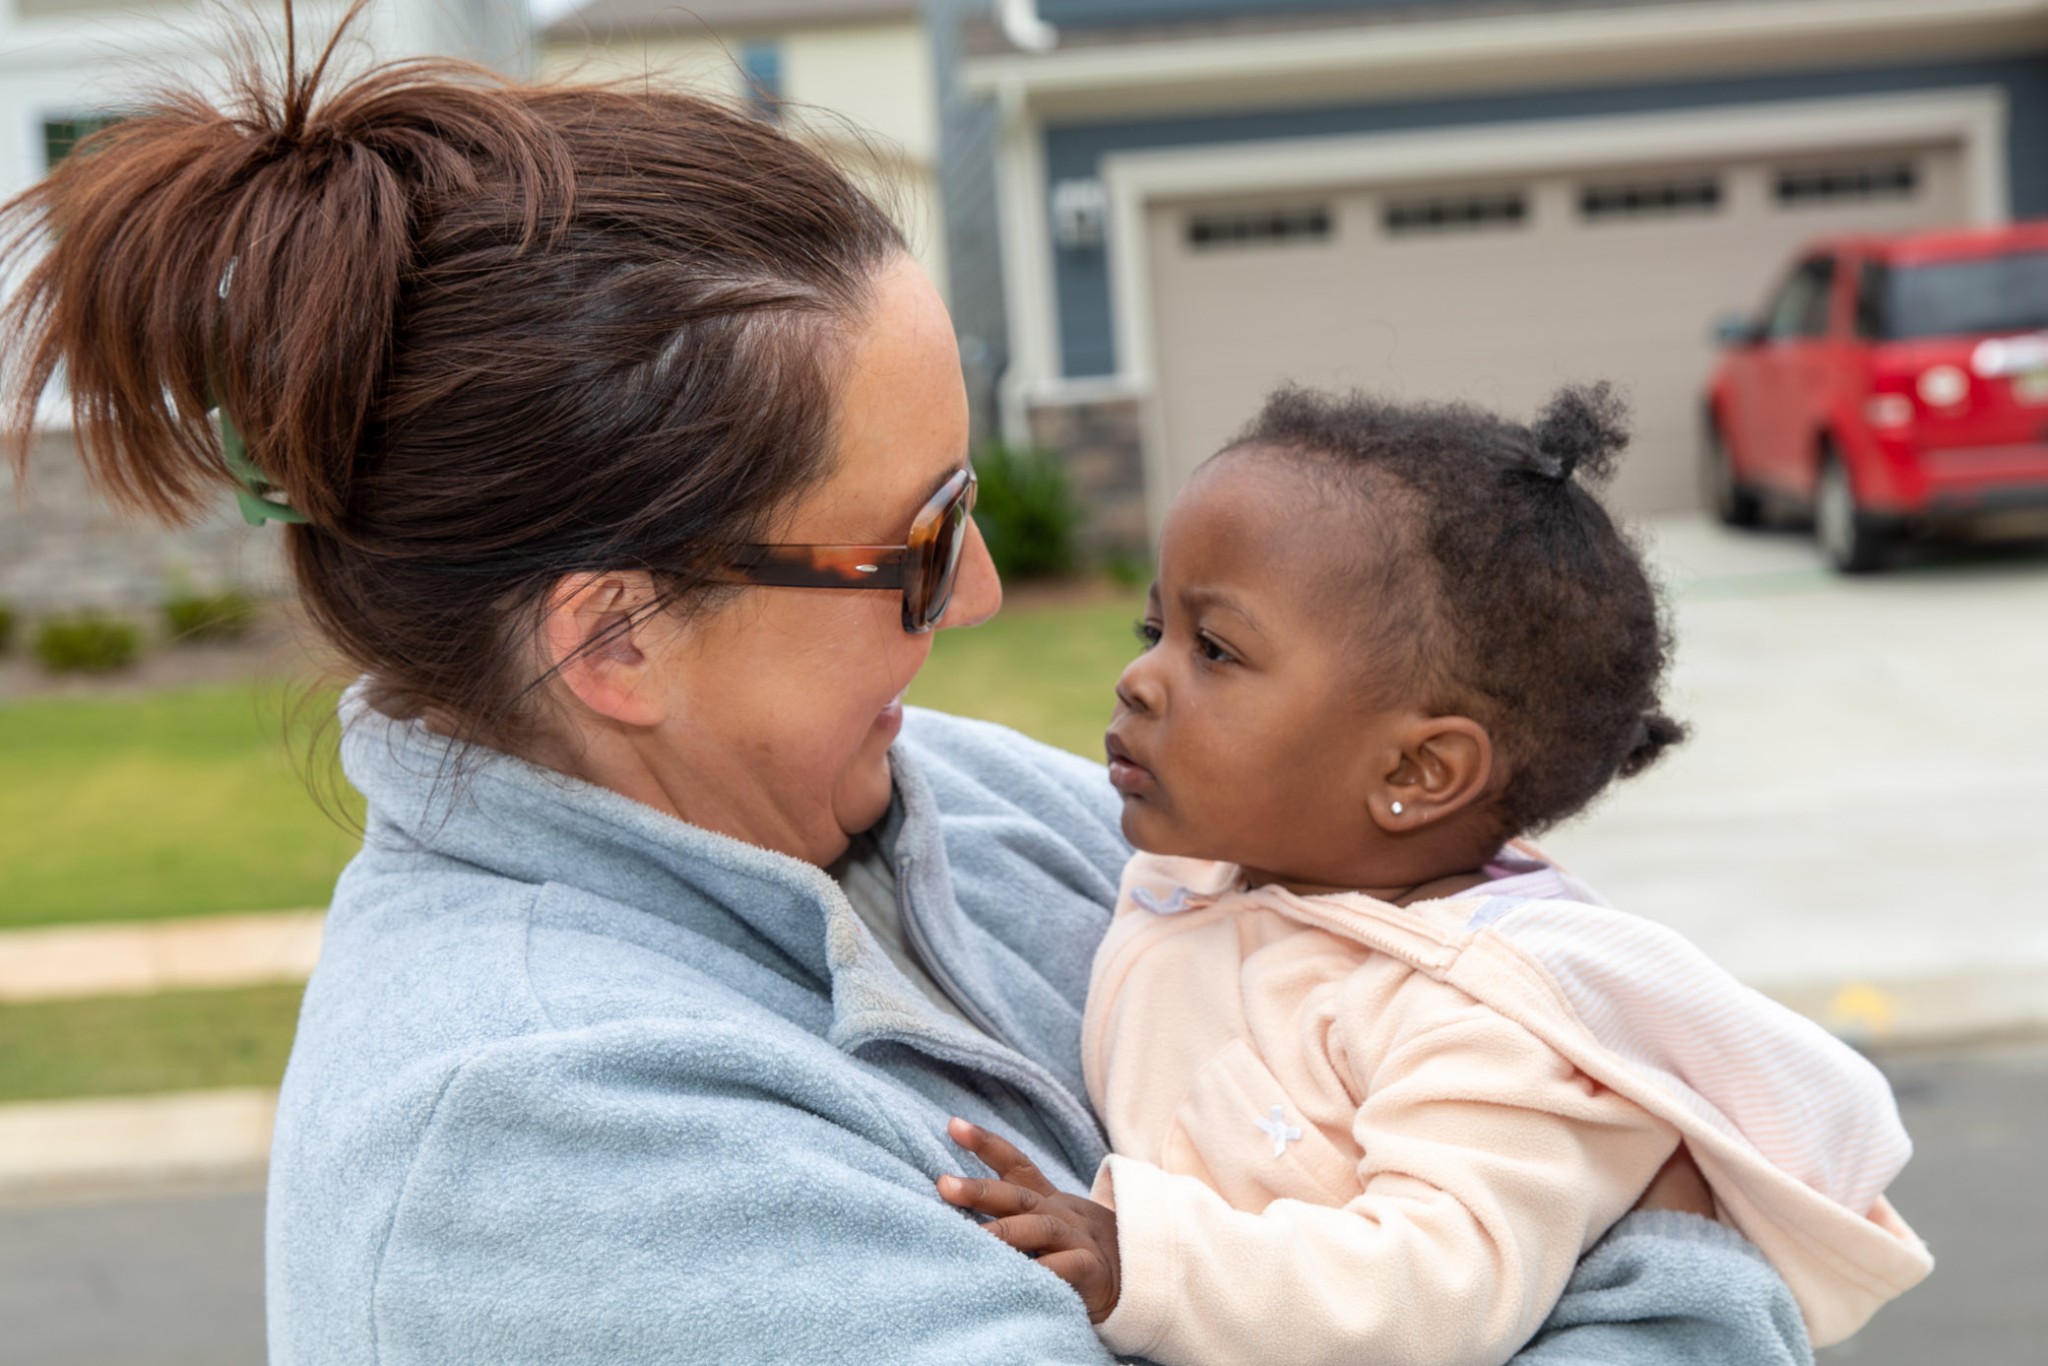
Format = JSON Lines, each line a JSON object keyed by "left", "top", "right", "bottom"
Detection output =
{"left": 0, "top": 911, "right": 324, "bottom": 1004}
{"left": 0, "top": 1091, "right": 274, "bottom": 1200}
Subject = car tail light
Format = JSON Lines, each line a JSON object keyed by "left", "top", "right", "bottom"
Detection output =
{"left": 1865, "top": 393, "right": 1915, "bottom": 429}
{"left": 1915, "top": 364, "right": 1971, "bottom": 408}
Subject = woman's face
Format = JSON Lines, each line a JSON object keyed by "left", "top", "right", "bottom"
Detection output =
{"left": 618, "top": 255, "right": 999, "bottom": 865}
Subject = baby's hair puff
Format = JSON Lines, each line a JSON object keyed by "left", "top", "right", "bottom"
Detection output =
{"left": 1529, "top": 381, "right": 1629, "bottom": 484}
{"left": 1226, "top": 381, "right": 1687, "bottom": 840}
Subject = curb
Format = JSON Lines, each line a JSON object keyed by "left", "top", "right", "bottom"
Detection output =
{"left": 1761, "top": 966, "right": 2048, "bottom": 1053}
{"left": 0, "top": 1089, "right": 274, "bottom": 1202}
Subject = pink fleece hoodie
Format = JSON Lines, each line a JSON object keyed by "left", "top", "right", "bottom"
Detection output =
{"left": 1082, "top": 852, "right": 1931, "bottom": 1366}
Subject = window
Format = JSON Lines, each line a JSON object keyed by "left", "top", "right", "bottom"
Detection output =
{"left": 1766, "top": 257, "right": 1837, "bottom": 341}
{"left": 1775, "top": 161, "right": 1918, "bottom": 207}
{"left": 1382, "top": 191, "right": 1526, "bottom": 237}
{"left": 1185, "top": 205, "right": 1332, "bottom": 251}
{"left": 1879, "top": 252, "right": 2048, "bottom": 340}
{"left": 43, "top": 114, "right": 120, "bottom": 170}
{"left": 1579, "top": 176, "right": 1722, "bottom": 222}
{"left": 738, "top": 41, "right": 783, "bottom": 121}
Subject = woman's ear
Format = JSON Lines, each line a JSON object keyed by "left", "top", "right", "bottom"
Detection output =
{"left": 540, "top": 571, "right": 670, "bottom": 728}
{"left": 1374, "top": 715, "right": 1494, "bottom": 831}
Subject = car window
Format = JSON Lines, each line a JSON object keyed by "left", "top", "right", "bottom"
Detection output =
{"left": 1882, "top": 250, "right": 2048, "bottom": 339}
{"left": 1854, "top": 260, "right": 1889, "bottom": 340}
{"left": 1767, "top": 257, "right": 1836, "bottom": 341}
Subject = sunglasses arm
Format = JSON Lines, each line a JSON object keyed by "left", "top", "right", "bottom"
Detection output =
{"left": 726, "top": 546, "right": 909, "bottom": 590}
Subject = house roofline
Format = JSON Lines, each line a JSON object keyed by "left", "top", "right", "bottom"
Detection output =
{"left": 543, "top": 0, "right": 918, "bottom": 45}
{"left": 961, "top": 0, "right": 2048, "bottom": 120}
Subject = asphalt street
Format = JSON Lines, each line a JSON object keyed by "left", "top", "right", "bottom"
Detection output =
{"left": 2, "top": 1177, "right": 265, "bottom": 1366}
{"left": 0, "top": 1037, "right": 2040, "bottom": 1365}
{"left": 1814, "top": 1038, "right": 2048, "bottom": 1365}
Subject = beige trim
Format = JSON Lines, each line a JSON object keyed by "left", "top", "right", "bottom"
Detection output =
{"left": 994, "top": 83, "right": 1058, "bottom": 445}
{"left": 962, "top": 0, "right": 2048, "bottom": 120}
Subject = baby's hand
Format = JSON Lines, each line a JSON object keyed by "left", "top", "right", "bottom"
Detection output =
{"left": 937, "top": 1117, "right": 1121, "bottom": 1323}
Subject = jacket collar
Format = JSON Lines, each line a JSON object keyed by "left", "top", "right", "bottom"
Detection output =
{"left": 337, "top": 690, "right": 1109, "bottom": 1173}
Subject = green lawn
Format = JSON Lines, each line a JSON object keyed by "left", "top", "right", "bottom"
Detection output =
{"left": 0, "top": 685, "right": 364, "bottom": 929}
{"left": 0, "top": 588, "right": 1142, "bottom": 931}
{"left": 0, "top": 984, "right": 305, "bottom": 1103}
{"left": 906, "top": 585, "right": 1142, "bottom": 760}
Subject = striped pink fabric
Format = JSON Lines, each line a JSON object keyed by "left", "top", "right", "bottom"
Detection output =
{"left": 1485, "top": 899, "right": 1911, "bottom": 1217}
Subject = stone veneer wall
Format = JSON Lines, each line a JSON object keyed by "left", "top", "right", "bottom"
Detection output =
{"left": 1, "top": 430, "right": 286, "bottom": 622}
{"left": 1025, "top": 394, "right": 1149, "bottom": 559}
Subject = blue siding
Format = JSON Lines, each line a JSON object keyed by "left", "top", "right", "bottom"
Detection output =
{"left": 1040, "top": 0, "right": 1441, "bottom": 26}
{"left": 1048, "top": 57, "right": 2048, "bottom": 379}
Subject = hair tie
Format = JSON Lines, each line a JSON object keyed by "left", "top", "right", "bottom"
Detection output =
{"left": 212, "top": 253, "right": 304, "bottom": 526}
{"left": 221, "top": 408, "right": 307, "bottom": 525}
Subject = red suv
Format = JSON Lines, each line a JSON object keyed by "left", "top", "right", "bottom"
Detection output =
{"left": 1704, "top": 222, "right": 2048, "bottom": 571}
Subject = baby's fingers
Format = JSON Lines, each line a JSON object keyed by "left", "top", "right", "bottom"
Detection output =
{"left": 946, "top": 1117, "right": 1058, "bottom": 1196}
{"left": 974, "top": 1212, "right": 1073, "bottom": 1256}
{"left": 936, "top": 1173, "right": 1041, "bottom": 1219}
{"left": 1038, "top": 1248, "right": 1117, "bottom": 1324}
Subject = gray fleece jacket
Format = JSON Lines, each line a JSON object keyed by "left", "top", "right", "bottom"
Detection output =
{"left": 265, "top": 701, "right": 1811, "bottom": 1365}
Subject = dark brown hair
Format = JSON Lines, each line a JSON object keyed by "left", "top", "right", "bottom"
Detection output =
{"left": 1, "top": 11, "right": 903, "bottom": 755}
{"left": 1226, "top": 382, "right": 1685, "bottom": 839}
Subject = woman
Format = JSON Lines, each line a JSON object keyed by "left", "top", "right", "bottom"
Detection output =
{"left": 1, "top": 30, "right": 1810, "bottom": 1365}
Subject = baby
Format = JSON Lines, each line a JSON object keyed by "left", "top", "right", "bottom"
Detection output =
{"left": 940, "top": 384, "right": 1931, "bottom": 1366}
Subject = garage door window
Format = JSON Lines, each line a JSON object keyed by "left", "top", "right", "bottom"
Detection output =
{"left": 1579, "top": 176, "right": 1722, "bottom": 222}
{"left": 1775, "top": 161, "right": 1918, "bottom": 208}
{"left": 1382, "top": 191, "right": 1526, "bottom": 237}
{"left": 1186, "top": 206, "right": 1333, "bottom": 250}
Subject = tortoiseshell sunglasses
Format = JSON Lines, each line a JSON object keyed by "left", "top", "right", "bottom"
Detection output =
{"left": 728, "top": 467, "right": 977, "bottom": 634}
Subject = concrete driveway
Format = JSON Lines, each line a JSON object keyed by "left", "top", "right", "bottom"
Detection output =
{"left": 1544, "top": 514, "right": 2048, "bottom": 1042}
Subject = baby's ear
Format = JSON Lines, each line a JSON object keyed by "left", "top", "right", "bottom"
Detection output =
{"left": 1377, "top": 715, "right": 1494, "bottom": 830}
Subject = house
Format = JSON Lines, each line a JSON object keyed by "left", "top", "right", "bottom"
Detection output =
{"left": 540, "top": 0, "right": 948, "bottom": 308}
{"left": 954, "top": 0, "right": 2048, "bottom": 538}
{"left": 0, "top": 0, "right": 530, "bottom": 618}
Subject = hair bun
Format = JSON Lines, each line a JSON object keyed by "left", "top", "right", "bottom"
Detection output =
{"left": 1617, "top": 711, "right": 1687, "bottom": 778}
{"left": 1531, "top": 381, "right": 1630, "bottom": 486}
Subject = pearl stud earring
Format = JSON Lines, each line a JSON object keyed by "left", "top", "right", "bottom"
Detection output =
{"left": 1390, "top": 801, "right": 1405, "bottom": 816}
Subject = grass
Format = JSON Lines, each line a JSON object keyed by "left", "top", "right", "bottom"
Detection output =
{"left": 0, "top": 684, "right": 363, "bottom": 930}
{"left": 907, "top": 585, "right": 1145, "bottom": 760}
{"left": 0, "top": 983, "right": 305, "bottom": 1103}
{"left": 0, "top": 588, "right": 1139, "bottom": 932}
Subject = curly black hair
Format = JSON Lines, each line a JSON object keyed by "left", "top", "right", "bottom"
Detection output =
{"left": 1224, "top": 382, "right": 1686, "bottom": 839}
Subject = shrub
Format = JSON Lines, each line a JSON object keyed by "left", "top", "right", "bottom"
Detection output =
{"left": 33, "top": 613, "right": 142, "bottom": 674}
{"left": 972, "top": 440, "right": 1081, "bottom": 580}
{"left": 1104, "top": 551, "right": 1149, "bottom": 589}
{"left": 163, "top": 587, "right": 259, "bottom": 643}
{"left": 0, "top": 601, "right": 15, "bottom": 655}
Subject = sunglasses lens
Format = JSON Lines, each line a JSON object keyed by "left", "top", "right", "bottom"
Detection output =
{"left": 907, "top": 472, "right": 974, "bottom": 633}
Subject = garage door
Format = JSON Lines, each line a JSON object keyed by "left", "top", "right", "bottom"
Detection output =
{"left": 1146, "top": 142, "right": 1970, "bottom": 515}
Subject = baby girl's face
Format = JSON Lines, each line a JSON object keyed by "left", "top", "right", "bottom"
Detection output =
{"left": 1105, "top": 451, "right": 1416, "bottom": 889}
